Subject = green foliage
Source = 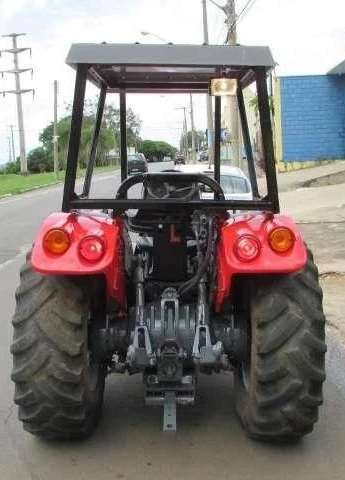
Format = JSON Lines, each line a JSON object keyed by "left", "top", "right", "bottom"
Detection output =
{"left": 2, "top": 158, "right": 20, "bottom": 174}
{"left": 0, "top": 172, "right": 60, "bottom": 196}
{"left": 249, "top": 95, "right": 274, "bottom": 114}
{"left": 104, "top": 104, "right": 142, "bottom": 149}
{"left": 27, "top": 147, "right": 52, "bottom": 173}
{"left": 140, "top": 140, "right": 177, "bottom": 161}
{"left": 1, "top": 96, "right": 145, "bottom": 176}
{"left": 36, "top": 100, "right": 142, "bottom": 170}
{"left": 180, "top": 130, "right": 206, "bottom": 152}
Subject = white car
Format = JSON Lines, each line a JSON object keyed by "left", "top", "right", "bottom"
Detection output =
{"left": 176, "top": 164, "right": 253, "bottom": 201}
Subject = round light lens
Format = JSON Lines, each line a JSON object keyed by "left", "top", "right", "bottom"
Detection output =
{"left": 43, "top": 228, "right": 70, "bottom": 254}
{"left": 234, "top": 235, "right": 260, "bottom": 262}
{"left": 269, "top": 227, "right": 295, "bottom": 253}
{"left": 79, "top": 236, "right": 105, "bottom": 262}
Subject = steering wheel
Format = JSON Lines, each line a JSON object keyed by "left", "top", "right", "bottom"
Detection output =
{"left": 146, "top": 181, "right": 170, "bottom": 199}
{"left": 146, "top": 180, "right": 199, "bottom": 200}
{"left": 116, "top": 173, "right": 225, "bottom": 201}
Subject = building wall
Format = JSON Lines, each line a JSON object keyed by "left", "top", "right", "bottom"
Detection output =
{"left": 278, "top": 75, "right": 345, "bottom": 169}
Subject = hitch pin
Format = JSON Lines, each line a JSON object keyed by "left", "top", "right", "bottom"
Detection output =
{"left": 163, "top": 392, "right": 177, "bottom": 433}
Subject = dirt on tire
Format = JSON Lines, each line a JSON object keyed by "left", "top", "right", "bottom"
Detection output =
{"left": 234, "top": 249, "right": 326, "bottom": 441}
{"left": 11, "top": 260, "right": 106, "bottom": 440}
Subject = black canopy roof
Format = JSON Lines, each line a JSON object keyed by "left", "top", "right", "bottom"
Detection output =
{"left": 328, "top": 59, "right": 345, "bottom": 76}
{"left": 66, "top": 43, "right": 275, "bottom": 92}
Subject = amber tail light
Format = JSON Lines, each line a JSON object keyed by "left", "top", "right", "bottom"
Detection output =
{"left": 43, "top": 229, "right": 70, "bottom": 254}
{"left": 268, "top": 227, "right": 295, "bottom": 253}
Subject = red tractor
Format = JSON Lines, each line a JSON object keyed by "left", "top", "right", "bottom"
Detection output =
{"left": 11, "top": 43, "right": 326, "bottom": 441}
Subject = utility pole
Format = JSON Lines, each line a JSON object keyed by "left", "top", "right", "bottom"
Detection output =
{"left": 201, "top": 0, "right": 214, "bottom": 165}
{"left": 0, "top": 33, "right": 34, "bottom": 175}
{"left": 182, "top": 107, "right": 188, "bottom": 160}
{"left": 209, "top": 0, "right": 240, "bottom": 168}
{"left": 53, "top": 80, "right": 59, "bottom": 179}
{"left": 177, "top": 107, "right": 189, "bottom": 159}
{"left": 189, "top": 94, "right": 197, "bottom": 162}
{"left": 7, "top": 136, "right": 12, "bottom": 162}
{"left": 9, "top": 124, "right": 16, "bottom": 164}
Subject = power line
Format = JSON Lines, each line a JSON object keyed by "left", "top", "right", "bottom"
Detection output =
{"left": 227, "top": 0, "right": 258, "bottom": 39}
{"left": 237, "top": 0, "right": 258, "bottom": 24}
{"left": 237, "top": 0, "right": 255, "bottom": 22}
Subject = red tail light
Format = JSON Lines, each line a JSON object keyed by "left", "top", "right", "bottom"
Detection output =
{"left": 79, "top": 236, "right": 105, "bottom": 262}
{"left": 234, "top": 235, "right": 261, "bottom": 262}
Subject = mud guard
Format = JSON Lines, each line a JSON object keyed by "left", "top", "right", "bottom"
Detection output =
{"left": 215, "top": 213, "right": 307, "bottom": 312}
{"left": 31, "top": 212, "right": 126, "bottom": 308}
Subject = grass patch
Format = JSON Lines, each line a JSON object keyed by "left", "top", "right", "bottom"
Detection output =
{"left": 0, "top": 172, "right": 60, "bottom": 197}
{"left": 0, "top": 165, "right": 119, "bottom": 197}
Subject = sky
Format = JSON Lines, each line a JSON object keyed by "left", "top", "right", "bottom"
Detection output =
{"left": 0, "top": 0, "right": 344, "bottom": 164}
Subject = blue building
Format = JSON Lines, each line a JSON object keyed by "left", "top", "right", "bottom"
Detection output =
{"left": 273, "top": 62, "right": 345, "bottom": 171}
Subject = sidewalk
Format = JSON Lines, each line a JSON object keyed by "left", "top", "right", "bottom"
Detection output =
{"left": 276, "top": 160, "right": 345, "bottom": 192}
{"left": 277, "top": 165, "right": 345, "bottom": 345}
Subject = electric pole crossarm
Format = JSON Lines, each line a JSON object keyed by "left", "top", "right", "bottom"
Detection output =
{"left": 1, "top": 48, "right": 31, "bottom": 55}
{"left": 0, "top": 89, "right": 34, "bottom": 96}
{"left": 1, "top": 68, "right": 33, "bottom": 75}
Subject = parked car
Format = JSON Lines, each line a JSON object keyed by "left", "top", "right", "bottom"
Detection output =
{"left": 177, "top": 164, "right": 252, "bottom": 201}
{"left": 137, "top": 153, "right": 147, "bottom": 162}
{"left": 174, "top": 154, "right": 186, "bottom": 165}
{"left": 198, "top": 150, "right": 208, "bottom": 163}
{"left": 127, "top": 153, "right": 148, "bottom": 174}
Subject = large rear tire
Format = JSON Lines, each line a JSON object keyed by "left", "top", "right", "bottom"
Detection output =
{"left": 234, "top": 249, "right": 326, "bottom": 441}
{"left": 11, "top": 260, "right": 106, "bottom": 440}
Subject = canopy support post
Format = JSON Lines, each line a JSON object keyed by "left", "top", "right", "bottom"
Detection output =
{"left": 237, "top": 86, "right": 259, "bottom": 197}
{"left": 120, "top": 88, "right": 127, "bottom": 183}
{"left": 214, "top": 95, "right": 221, "bottom": 185}
{"left": 62, "top": 64, "right": 88, "bottom": 212}
{"left": 82, "top": 84, "right": 107, "bottom": 198}
{"left": 255, "top": 68, "right": 279, "bottom": 212}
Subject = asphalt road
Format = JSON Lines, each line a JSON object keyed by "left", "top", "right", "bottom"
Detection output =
{"left": 1, "top": 163, "right": 345, "bottom": 480}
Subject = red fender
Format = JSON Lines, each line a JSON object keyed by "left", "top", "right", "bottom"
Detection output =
{"left": 214, "top": 213, "right": 307, "bottom": 312}
{"left": 31, "top": 212, "right": 126, "bottom": 309}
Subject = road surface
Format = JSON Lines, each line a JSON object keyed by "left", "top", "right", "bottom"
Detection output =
{"left": 1, "top": 163, "right": 345, "bottom": 480}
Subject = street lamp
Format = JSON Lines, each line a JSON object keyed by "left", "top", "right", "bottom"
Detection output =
{"left": 140, "top": 30, "right": 196, "bottom": 162}
{"left": 140, "top": 31, "right": 169, "bottom": 43}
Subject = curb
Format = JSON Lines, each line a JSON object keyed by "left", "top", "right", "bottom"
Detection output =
{"left": 300, "top": 170, "right": 345, "bottom": 189}
{"left": 0, "top": 180, "right": 62, "bottom": 200}
{"left": 0, "top": 168, "right": 119, "bottom": 200}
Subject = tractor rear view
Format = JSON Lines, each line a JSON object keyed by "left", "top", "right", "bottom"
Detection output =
{"left": 11, "top": 43, "right": 326, "bottom": 441}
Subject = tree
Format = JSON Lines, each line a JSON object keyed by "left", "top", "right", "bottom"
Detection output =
{"left": 2, "top": 158, "right": 20, "bottom": 174}
{"left": 38, "top": 101, "right": 142, "bottom": 169}
{"left": 140, "top": 140, "right": 177, "bottom": 161}
{"left": 180, "top": 130, "right": 206, "bottom": 152}
{"left": 2, "top": 97, "right": 142, "bottom": 175}
{"left": 39, "top": 116, "right": 71, "bottom": 170}
{"left": 103, "top": 104, "right": 142, "bottom": 149}
{"left": 27, "top": 147, "right": 52, "bottom": 173}
{"left": 249, "top": 96, "right": 274, "bottom": 172}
